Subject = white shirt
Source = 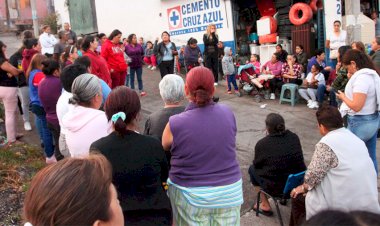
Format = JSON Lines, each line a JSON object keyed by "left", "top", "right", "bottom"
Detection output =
{"left": 56, "top": 90, "right": 73, "bottom": 135}
{"left": 329, "top": 30, "right": 347, "bottom": 50}
{"left": 39, "top": 32, "right": 58, "bottom": 54}
{"left": 305, "top": 72, "right": 326, "bottom": 86}
{"left": 306, "top": 128, "right": 380, "bottom": 219}
{"left": 345, "top": 69, "right": 377, "bottom": 115}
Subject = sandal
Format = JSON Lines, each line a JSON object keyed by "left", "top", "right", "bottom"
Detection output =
{"left": 253, "top": 205, "right": 273, "bottom": 217}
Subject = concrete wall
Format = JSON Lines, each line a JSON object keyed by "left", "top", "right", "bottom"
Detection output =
{"left": 94, "top": 0, "right": 167, "bottom": 42}
{"left": 53, "top": 0, "right": 70, "bottom": 26}
{"left": 54, "top": 0, "right": 235, "bottom": 51}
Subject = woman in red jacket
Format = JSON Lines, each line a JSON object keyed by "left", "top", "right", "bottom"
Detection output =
{"left": 82, "top": 36, "right": 112, "bottom": 87}
{"left": 101, "top": 30, "right": 127, "bottom": 89}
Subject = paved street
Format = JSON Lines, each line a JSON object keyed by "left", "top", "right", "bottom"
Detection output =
{"left": 2, "top": 33, "right": 380, "bottom": 225}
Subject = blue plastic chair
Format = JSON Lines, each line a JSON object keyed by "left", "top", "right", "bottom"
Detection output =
{"left": 256, "top": 171, "right": 306, "bottom": 226}
{"left": 279, "top": 83, "right": 299, "bottom": 107}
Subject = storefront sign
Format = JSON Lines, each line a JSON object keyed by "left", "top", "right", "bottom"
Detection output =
{"left": 167, "top": 0, "right": 225, "bottom": 36}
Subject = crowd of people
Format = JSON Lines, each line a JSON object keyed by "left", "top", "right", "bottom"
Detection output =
{"left": 0, "top": 20, "right": 380, "bottom": 226}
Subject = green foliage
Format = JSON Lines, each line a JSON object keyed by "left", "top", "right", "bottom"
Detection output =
{"left": 42, "top": 13, "right": 59, "bottom": 34}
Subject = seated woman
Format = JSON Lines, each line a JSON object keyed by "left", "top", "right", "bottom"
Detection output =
{"left": 281, "top": 54, "right": 303, "bottom": 85}
{"left": 184, "top": 37, "right": 201, "bottom": 71}
{"left": 327, "top": 45, "right": 351, "bottom": 107}
{"left": 299, "top": 64, "right": 325, "bottom": 109}
{"left": 162, "top": 66, "right": 243, "bottom": 225}
{"left": 248, "top": 113, "right": 306, "bottom": 216}
{"left": 91, "top": 86, "right": 172, "bottom": 226}
{"left": 262, "top": 53, "right": 283, "bottom": 100}
{"left": 276, "top": 44, "right": 288, "bottom": 63}
{"left": 23, "top": 155, "right": 124, "bottom": 225}
{"left": 62, "top": 73, "right": 108, "bottom": 157}
{"left": 290, "top": 105, "right": 380, "bottom": 222}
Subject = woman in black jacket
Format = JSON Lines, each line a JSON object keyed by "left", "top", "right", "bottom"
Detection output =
{"left": 154, "top": 31, "right": 178, "bottom": 78}
{"left": 203, "top": 24, "right": 219, "bottom": 85}
{"left": 248, "top": 113, "right": 306, "bottom": 216}
{"left": 91, "top": 86, "right": 172, "bottom": 226}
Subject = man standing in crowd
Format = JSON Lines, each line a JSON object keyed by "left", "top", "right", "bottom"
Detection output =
{"left": 64, "top": 23, "right": 77, "bottom": 45}
{"left": 53, "top": 31, "right": 68, "bottom": 61}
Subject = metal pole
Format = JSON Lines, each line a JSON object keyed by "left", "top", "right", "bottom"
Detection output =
{"left": 30, "top": 0, "right": 39, "bottom": 37}
{"left": 5, "top": 0, "right": 10, "bottom": 29}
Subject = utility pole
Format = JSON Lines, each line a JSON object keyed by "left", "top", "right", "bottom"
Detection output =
{"left": 30, "top": 0, "right": 39, "bottom": 37}
{"left": 345, "top": 0, "right": 361, "bottom": 43}
{"left": 5, "top": 0, "right": 10, "bottom": 29}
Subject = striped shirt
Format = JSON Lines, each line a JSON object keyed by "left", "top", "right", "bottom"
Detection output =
{"left": 167, "top": 178, "right": 243, "bottom": 209}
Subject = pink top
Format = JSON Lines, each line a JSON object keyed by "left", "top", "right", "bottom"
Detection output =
{"left": 250, "top": 61, "right": 261, "bottom": 75}
{"left": 262, "top": 61, "right": 283, "bottom": 78}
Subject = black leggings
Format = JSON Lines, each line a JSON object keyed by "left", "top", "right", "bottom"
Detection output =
{"left": 270, "top": 78, "right": 284, "bottom": 93}
{"left": 205, "top": 52, "right": 219, "bottom": 82}
{"left": 159, "top": 60, "right": 174, "bottom": 78}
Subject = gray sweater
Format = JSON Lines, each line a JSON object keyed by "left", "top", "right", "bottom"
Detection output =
{"left": 222, "top": 47, "right": 235, "bottom": 75}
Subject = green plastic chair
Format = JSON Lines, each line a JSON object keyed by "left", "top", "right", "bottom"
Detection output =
{"left": 279, "top": 83, "right": 299, "bottom": 107}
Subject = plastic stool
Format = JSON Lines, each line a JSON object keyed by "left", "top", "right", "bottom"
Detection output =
{"left": 279, "top": 83, "right": 299, "bottom": 106}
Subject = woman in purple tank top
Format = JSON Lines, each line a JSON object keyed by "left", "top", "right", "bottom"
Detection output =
{"left": 162, "top": 66, "right": 243, "bottom": 225}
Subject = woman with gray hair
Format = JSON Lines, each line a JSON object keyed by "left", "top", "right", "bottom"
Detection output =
{"left": 62, "top": 73, "right": 109, "bottom": 157}
{"left": 144, "top": 74, "right": 185, "bottom": 140}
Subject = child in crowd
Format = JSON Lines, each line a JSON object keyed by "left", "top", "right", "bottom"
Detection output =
{"left": 143, "top": 41, "right": 157, "bottom": 70}
{"left": 61, "top": 45, "right": 78, "bottom": 68}
{"left": 245, "top": 54, "right": 272, "bottom": 90}
{"left": 249, "top": 54, "right": 261, "bottom": 75}
{"left": 298, "top": 64, "right": 325, "bottom": 109}
{"left": 222, "top": 47, "right": 239, "bottom": 94}
{"left": 119, "top": 42, "right": 131, "bottom": 87}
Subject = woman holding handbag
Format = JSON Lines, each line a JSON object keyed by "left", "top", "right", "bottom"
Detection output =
{"left": 326, "top": 21, "right": 347, "bottom": 69}
{"left": 154, "top": 31, "right": 178, "bottom": 78}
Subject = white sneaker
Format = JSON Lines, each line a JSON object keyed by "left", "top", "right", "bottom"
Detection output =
{"left": 24, "top": 121, "right": 32, "bottom": 131}
{"left": 46, "top": 155, "right": 57, "bottom": 164}
{"left": 307, "top": 100, "right": 313, "bottom": 107}
{"left": 270, "top": 93, "right": 275, "bottom": 100}
{"left": 151, "top": 66, "right": 156, "bottom": 70}
{"left": 147, "top": 65, "right": 152, "bottom": 69}
{"left": 308, "top": 101, "right": 319, "bottom": 109}
{"left": 214, "top": 82, "right": 218, "bottom": 86}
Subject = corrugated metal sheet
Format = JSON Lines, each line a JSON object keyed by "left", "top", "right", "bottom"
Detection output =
{"left": 291, "top": 23, "right": 316, "bottom": 57}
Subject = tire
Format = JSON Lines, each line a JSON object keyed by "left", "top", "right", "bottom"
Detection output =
{"left": 289, "top": 3, "right": 313, "bottom": 26}
{"left": 259, "top": 33, "right": 277, "bottom": 44}
{"left": 310, "top": 0, "right": 323, "bottom": 13}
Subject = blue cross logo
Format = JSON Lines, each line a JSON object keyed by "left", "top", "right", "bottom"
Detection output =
{"left": 170, "top": 11, "right": 180, "bottom": 26}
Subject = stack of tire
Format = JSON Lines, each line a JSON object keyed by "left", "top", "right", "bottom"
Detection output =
{"left": 289, "top": 0, "right": 322, "bottom": 26}
{"left": 275, "top": 0, "right": 292, "bottom": 39}
{"left": 258, "top": 16, "right": 277, "bottom": 44}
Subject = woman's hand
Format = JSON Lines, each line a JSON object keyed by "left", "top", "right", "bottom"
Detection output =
{"left": 290, "top": 185, "right": 306, "bottom": 198}
{"left": 336, "top": 90, "right": 345, "bottom": 100}
{"left": 336, "top": 62, "right": 341, "bottom": 71}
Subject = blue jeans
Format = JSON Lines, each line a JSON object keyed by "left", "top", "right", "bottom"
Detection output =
{"left": 125, "top": 71, "right": 130, "bottom": 87}
{"left": 130, "top": 67, "right": 143, "bottom": 91}
{"left": 35, "top": 116, "right": 43, "bottom": 143}
{"left": 329, "top": 87, "right": 338, "bottom": 107}
{"left": 347, "top": 112, "right": 380, "bottom": 173}
{"left": 35, "top": 114, "right": 54, "bottom": 157}
{"left": 316, "top": 84, "right": 326, "bottom": 104}
{"left": 227, "top": 74, "right": 238, "bottom": 91}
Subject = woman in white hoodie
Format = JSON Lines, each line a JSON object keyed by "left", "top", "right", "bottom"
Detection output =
{"left": 62, "top": 73, "right": 108, "bottom": 157}
{"left": 337, "top": 49, "right": 380, "bottom": 173}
